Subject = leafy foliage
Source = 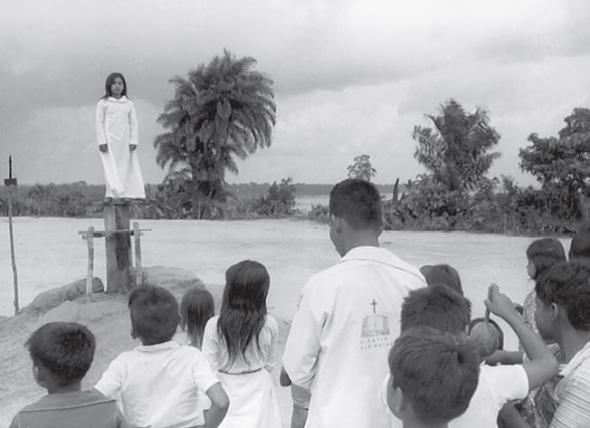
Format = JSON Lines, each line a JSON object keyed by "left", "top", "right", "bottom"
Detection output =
{"left": 519, "top": 108, "right": 590, "bottom": 219}
{"left": 347, "top": 154, "right": 377, "bottom": 181}
{"left": 154, "top": 49, "right": 276, "bottom": 218}
{"left": 412, "top": 99, "right": 501, "bottom": 191}
{"left": 252, "top": 177, "right": 296, "bottom": 216}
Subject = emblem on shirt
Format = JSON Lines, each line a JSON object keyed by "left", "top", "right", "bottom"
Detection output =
{"left": 360, "top": 299, "right": 393, "bottom": 350}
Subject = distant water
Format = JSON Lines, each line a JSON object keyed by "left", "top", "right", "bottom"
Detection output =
{"left": 0, "top": 217, "right": 570, "bottom": 349}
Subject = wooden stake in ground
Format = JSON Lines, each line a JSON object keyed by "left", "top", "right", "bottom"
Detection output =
{"left": 4, "top": 156, "right": 19, "bottom": 315}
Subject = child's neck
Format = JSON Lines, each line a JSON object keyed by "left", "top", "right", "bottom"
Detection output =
{"left": 47, "top": 380, "right": 82, "bottom": 394}
{"left": 558, "top": 328, "right": 590, "bottom": 363}
{"left": 403, "top": 418, "right": 448, "bottom": 428}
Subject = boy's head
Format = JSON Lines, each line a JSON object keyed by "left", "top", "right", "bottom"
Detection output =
{"left": 401, "top": 285, "right": 471, "bottom": 336}
{"left": 526, "top": 238, "right": 566, "bottom": 280}
{"left": 420, "top": 264, "right": 463, "bottom": 295}
{"left": 535, "top": 260, "right": 590, "bottom": 341}
{"left": 569, "top": 224, "right": 590, "bottom": 261}
{"left": 26, "top": 322, "right": 95, "bottom": 389}
{"left": 386, "top": 327, "right": 479, "bottom": 426}
{"left": 128, "top": 285, "right": 180, "bottom": 345}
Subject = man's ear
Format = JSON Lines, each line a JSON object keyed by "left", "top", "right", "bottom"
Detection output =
{"left": 330, "top": 215, "right": 344, "bottom": 234}
{"left": 130, "top": 327, "right": 138, "bottom": 339}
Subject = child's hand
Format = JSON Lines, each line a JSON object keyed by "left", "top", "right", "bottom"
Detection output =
{"left": 484, "top": 283, "right": 517, "bottom": 320}
{"left": 129, "top": 144, "right": 137, "bottom": 152}
{"left": 99, "top": 144, "right": 108, "bottom": 153}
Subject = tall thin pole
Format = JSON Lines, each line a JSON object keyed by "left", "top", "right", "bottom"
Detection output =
{"left": 5, "top": 156, "right": 19, "bottom": 314}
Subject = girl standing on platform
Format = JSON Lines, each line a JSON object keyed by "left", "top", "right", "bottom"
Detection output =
{"left": 202, "top": 260, "right": 282, "bottom": 428}
{"left": 96, "top": 72, "right": 145, "bottom": 199}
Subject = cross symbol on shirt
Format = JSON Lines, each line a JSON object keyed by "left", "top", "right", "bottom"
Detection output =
{"left": 371, "top": 299, "right": 377, "bottom": 314}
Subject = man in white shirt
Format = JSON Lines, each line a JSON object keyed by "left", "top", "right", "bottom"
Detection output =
{"left": 282, "top": 178, "right": 426, "bottom": 428}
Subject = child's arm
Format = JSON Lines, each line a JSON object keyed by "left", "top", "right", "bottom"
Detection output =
{"left": 485, "top": 284, "right": 559, "bottom": 390}
{"left": 484, "top": 349, "right": 524, "bottom": 366}
{"left": 498, "top": 403, "right": 533, "bottom": 428}
{"left": 94, "top": 357, "right": 124, "bottom": 399}
{"left": 201, "top": 382, "right": 229, "bottom": 428}
{"left": 264, "top": 315, "right": 280, "bottom": 372}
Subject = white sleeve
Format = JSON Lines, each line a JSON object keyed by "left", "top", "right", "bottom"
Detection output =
{"left": 96, "top": 100, "right": 107, "bottom": 146}
{"left": 282, "top": 282, "right": 324, "bottom": 389}
{"left": 549, "top": 365, "right": 590, "bottom": 428}
{"left": 264, "top": 314, "right": 280, "bottom": 372}
{"left": 128, "top": 101, "right": 138, "bottom": 146}
{"left": 191, "top": 350, "right": 220, "bottom": 394}
{"left": 95, "top": 356, "right": 125, "bottom": 399}
{"left": 201, "top": 318, "right": 220, "bottom": 372}
{"left": 485, "top": 364, "right": 529, "bottom": 404}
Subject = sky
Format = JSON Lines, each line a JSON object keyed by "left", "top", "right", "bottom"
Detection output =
{"left": 1, "top": 0, "right": 589, "bottom": 187}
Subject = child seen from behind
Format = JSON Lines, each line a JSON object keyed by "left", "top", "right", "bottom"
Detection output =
{"left": 202, "top": 260, "right": 282, "bottom": 428}
{"left": 179, "top": 287, "right": 215, "bottom": 348}
{"left": 385, "top": 326, "right": 480, "bottom": 428}
{"left": 10, "top": 322, "right": 126, "bottom": 428}
{"left": 95, "top": 285, "right": 229, "bottom": 428}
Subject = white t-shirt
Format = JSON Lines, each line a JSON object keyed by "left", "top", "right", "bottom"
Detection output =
{"left": 450, "top": 364, "right": 529, "bottom": 428}
{"left": 283, "top": 246, "right": 426, "bottom": 428}
{"left": 95, "top": 341, "right": 219, "bottom": 428}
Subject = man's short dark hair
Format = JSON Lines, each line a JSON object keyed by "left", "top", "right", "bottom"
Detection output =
{"left": 535, "top": 260, "right": 590, "bottom": 331}
{"left": 329, "top": 178, "right": 382, "bottom": 231}
{"left": 26, "top": 322, "right": 95, "bottom": 387}
{"left": 401, "top": 285, "right": 471, "bottom": 335}
{"left": 128, "top": 285, "right": 180, "bottom": 344}
{"left": 388, "top": 327, "right": 479, "bottom": 425}
{"left": 420, "top": 264, "right": 463, "bottom": 295}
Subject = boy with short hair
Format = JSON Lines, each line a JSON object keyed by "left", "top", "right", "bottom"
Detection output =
{"left": 95, "top": 285, "right": 229, "bottom": 428}
{"left": 10, "top": 322, "right": 126, "bottom": 428}
{"left": 385, "top": 326, "right": 480, "bottom": 428}
{"left": 531, "top": 260, "right": 590, "bottom": 427}
{"left": 398, "top": 284, "right": 558, "bottom": 428}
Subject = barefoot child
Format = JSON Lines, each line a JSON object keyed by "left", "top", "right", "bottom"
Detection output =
{"left": 202, "top": 260, "right": 282, "bottom": 428}
{"left": 384, "top": 326, "right": 480, "bottom": 428}
{"left": 10, "top": 322, "right": 127, "bottom": 428}
{"left": 96, "top": 72, "right": 145, "bottom": 199}
{"left": 178, "top": 287, "right": 215, "bottom": 348}
{"left": 95, "top": 285, "right": 229, "bottom": 428}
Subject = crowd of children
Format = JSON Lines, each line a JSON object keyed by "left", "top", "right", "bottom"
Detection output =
{"left": 9, "top": 179, "right": 590, "bottom": 428}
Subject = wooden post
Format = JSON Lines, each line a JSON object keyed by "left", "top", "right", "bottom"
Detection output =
{"left": 85, "top": 226, "right": 94, "bottom": 295}
{"left": 4, "top": 156, "right": 19, "bottom": 315}
{"left": 133, "top": 222, "right": 142, "bottom": 286}
{"left": 103, "top": 200, "right": 132, "bottom": 293}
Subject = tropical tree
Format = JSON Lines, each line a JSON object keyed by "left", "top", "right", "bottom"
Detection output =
{"left": 519, "top": 108, "right": 590, "bottom": 219}
{"left": 412, "top": 99, "right": 501, "bottom": 192}
{"left": 154, "top": 49, "right": 276, "bottom": 218}
{"left": 347, "top": 154, "right": 377, "bottom": 181}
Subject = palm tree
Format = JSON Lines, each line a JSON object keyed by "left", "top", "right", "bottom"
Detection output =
{"left": 154, "top": 49, "right": 276, "bottom": 218}
{"left": 412, "top": 99, "right": 500, "bottom": 192}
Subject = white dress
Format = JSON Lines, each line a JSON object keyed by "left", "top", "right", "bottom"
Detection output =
{"left": 202, "top": 315, "right": 282, "bottom": 428}
{"left": 95, "top": 96, "right": 145, "bottom": 199}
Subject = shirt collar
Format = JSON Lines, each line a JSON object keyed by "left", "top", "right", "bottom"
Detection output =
{"left": 340, "top": 246, "right": 425, "bottom": 281}
{"left": 135, "top": 340, "right": 181, "bottom": 353}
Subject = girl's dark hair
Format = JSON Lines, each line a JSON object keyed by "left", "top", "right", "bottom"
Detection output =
{"left": 180, "top": 287, "right": 215, "bottom": 349}
{"left": 527, "top": 238, "right": 566, "bottom": 279}
{"left": 103, "top": 72, "right": 127, "bottom": 98}
{"left": 217, "top": 260, "right": 270, "bottom": 363}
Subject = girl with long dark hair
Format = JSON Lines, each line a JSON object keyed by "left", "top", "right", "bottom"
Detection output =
{"left": 202, "top": 260, "right": 281, "bottom": 427}
{"left": 95, "top": 72, "right": 145, "bottom": 199}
